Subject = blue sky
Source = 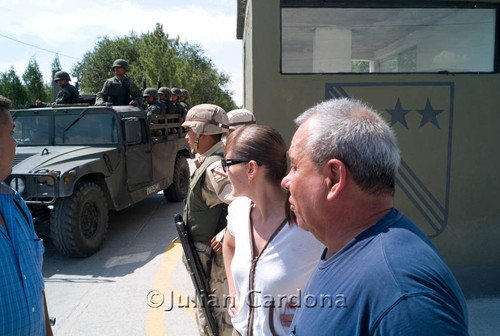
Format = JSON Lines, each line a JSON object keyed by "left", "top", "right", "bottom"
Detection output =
{"left": 0, "top": 0, "right": 243, "bottom": 106}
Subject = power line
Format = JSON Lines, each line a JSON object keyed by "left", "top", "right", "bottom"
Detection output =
{"left": 0, "top": 33, "right": 80, "bottom": 60}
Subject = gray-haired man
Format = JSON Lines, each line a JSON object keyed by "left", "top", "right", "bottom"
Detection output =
{"left": 282, "top": 98, "right": 468, "bottom": 335}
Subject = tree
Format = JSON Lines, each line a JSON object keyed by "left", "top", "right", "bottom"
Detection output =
{"left": 23, "top": 56, "right": 48, "bottom": 103}
{"left": 73, "top": 23, "right": 237, "bottom": 111}
{"left": 51, "top": 54, "right": 62, "bottom": 72}
{"left": 0, "top": 67, "right": 28, "bottom": 107}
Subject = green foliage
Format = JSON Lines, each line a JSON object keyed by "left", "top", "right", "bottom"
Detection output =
{"left": 51, "top": 55, "right": 62, "bottom": 71}
{"left": 351, "top": 60, "right": 370, "bottom": 73}
{"left": 0, "top": 67, "right": 28, "bottom": 108}
{"left": 73, "top": 23, "right": 237, "bottom": 111}
{"left": 23, "top": 56, "right": 48, "bottom": 103}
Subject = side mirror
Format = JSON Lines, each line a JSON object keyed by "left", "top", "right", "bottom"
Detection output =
{"left": 123, "top": 117, "right": 142, "bottom": 144}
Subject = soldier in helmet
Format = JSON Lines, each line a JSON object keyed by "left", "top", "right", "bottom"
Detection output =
{"left": 143, "top": 88, "right": 165, "bottom": 136}
{"left": 143, "top": 88, "right": 165, "bottom": 120}
{"left": 95, "top": 59, "right": 143, "bottom": 106}
{"left": 179, "top": 89, "right": 190, "bottom": 121}
{"left": 227, "top": 108, "right": 256, "bottom": 133}
{"left": 158, "top": 87, "right": 177, "bottom": 114}
{"left": 36, "top": 70, "right": 79, "bottom": 107}
{"left": 170, "top": 87, "right": 185, "bottom": 122}
{"left": 182, "top": 104, "right": 233, "bottom": 336}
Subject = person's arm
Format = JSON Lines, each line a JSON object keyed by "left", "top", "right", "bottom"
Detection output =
{"left": 128, "top": 79, "right": 143, "bottom": 106}
{"left": 95, "top": 81, "right": 109, "bottom": 105}
{"left": 222, "top": 230, "right": 238, "bottom": 318}
{"left": 204, "top": 161, "right": 234, "bottom": 205}
{"left": 42, "top": 290, "right": 53, "bottom": 336}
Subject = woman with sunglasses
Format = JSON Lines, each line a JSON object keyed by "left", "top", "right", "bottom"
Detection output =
{"left": 222, "top": 125, "right": 323, "bottom": 336}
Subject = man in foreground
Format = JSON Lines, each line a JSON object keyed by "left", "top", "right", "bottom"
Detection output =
{"left": 281, "top": 98, "right": 468, "bottom": 335}
{"left": 0, "top": 95, "right": 53, "bottom": 335}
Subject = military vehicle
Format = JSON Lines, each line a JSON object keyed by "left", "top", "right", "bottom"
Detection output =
{"left": 5, "top": 104, "right": 191, "bottom": 257}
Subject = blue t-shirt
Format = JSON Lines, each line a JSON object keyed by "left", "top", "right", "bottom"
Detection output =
{"left": 0, "top": 183, "right": 46, "bottom": 335}
{"left": 289, "top": 209, "right": 468, "bottom": 336}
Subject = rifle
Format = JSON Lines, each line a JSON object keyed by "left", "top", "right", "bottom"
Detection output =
{"left": 142, "top": 70, "right": 146, "bottom": 91}
{"left": 174, "top": 214, "right": 220, "bottom": 336}
{"left": 157, "top": 70, "right": 162, "bottom": 89}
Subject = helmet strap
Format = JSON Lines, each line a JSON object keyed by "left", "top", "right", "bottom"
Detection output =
{"left": 193, "top": 134, "right": 201, "bottom": 154}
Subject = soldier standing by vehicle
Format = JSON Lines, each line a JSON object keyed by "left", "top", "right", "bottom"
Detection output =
{"left": 95, "top": 59, "right": 143, "bottom": 106}
{"left": 182, "top": 104, "right": 233, "bottom": 336}
{"left": 36, "top": 70, "right": 79, "bottom": 107}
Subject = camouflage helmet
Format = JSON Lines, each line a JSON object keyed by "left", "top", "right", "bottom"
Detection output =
{"left": 143, "top": 88, "right": 158, "bottom": 100}
{"left": 227, "top": 108, "right": 256, "bottom": 131}
{"left": 54, "top": 71, "right": 71, "bottom": 82}
{"left": 158, "top": 87, "right": 172, "bottom": 99}
{"left": 180, "top": 89, "right": 189, "bottom": 99}
{"left": 171, "top": 88, "right": 181, "bottom": 96}
{"left": 182, "top": 104, "right": 229, "bottom": 135}
{"left": 112, "top": 59, "right": 130, "bottom": 72}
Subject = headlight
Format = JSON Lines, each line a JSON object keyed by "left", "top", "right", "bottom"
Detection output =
{"left": 10, "top": 177, "right": 26, "bottom": 194}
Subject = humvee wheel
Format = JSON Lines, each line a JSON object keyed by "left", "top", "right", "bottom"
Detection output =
{"left": 164, "top": 155, "right": 190, "bottom": 202}
{"left": 51, "top": 182, "right": 109, "bottom": 257}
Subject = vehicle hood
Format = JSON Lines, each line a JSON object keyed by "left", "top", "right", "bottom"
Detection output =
{"left": 12, "top": 146, "right": 119, "bottom": 174}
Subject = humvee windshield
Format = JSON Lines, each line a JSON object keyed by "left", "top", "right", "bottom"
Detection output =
{"left": 14, "top": 114, "right": 50, "bottom": 145}
{"left": 14, "top": 111, "right": 119, "bottom": 146}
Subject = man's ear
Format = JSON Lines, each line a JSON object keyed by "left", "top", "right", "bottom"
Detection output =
{"left": 325, "top": 159, "right": 347, "bottom": 201}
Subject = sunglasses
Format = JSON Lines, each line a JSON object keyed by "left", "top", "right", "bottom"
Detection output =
{"left": 221, "top": 158, "right": 262, "bottom": 172}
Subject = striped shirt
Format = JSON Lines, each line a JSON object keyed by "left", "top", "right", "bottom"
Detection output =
{"left": 0, "top": 183, "right": 45, "bottom": 335}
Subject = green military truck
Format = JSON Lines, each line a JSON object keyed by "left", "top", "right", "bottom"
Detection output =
{"left": 5, "top": 104, "right": 191, "bottom": 257}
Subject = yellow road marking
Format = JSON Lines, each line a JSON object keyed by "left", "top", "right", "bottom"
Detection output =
{"left": 146, "top": 240, "right": 195, "bottom": 335}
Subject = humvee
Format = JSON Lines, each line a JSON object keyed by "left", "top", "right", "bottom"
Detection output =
{"left": 5, "top": 104, "right": 191, "bottom": 257}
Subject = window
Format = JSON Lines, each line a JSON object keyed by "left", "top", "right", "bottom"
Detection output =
{"left": 14, "top": 115, "right": 50, "bottom": 146}
{"left": 281, "top": 5, "right": 497, "bottom": 74}
{"left": 55, "top": 113, "right": 119, "bottom": 145}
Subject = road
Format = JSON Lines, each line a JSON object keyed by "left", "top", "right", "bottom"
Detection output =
{"left": 42, "top": 191, "right": 197, "bottom": 336}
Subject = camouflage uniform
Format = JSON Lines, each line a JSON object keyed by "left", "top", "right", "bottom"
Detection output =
{"left": 182, "top": 105, "right": 233, "bottom": 336}
{"left": 38, "top": 71, "right": 79, "bottom": 106}
{"left": 145, "top": 101, "right": 164, "bottom": 122}
{"left": 95, "top": 76, "right": 143, "bottom": 106}
{"left": 55, "top": 83, "right": 79, "bottom": 104}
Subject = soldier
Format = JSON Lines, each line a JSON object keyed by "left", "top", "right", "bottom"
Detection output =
{"left": 95, "top": 59, "right": 143, "bottom": 106}
{"left": 36, "top": 70, "right": 79, "bottom": 107}
{"left": 179, "top": 89, "right": 190, "bottom": 122}
{"left": 143, "top": 88, "right": 165, "bottom": 136}
{"left": 181, "top": 104, "right": 233, "bottom": 336}
{"left": 143, "top": 88, "right": 164, "bottom": 120}
{"left": 170, "top": 87, "right": 185, "bottom": 122}
{"left": 158, "top": 87, "right": 177, "bottom": 114}
{"left": 227, "top": 108, "right": 256, "bottom": 133}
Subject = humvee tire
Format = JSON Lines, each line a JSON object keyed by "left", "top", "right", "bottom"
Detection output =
{"left": 164, "top": 155, "right": 190, "bottom": 202}
{"left": 51, "top": 182, "right": 109, "bottom": 257}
